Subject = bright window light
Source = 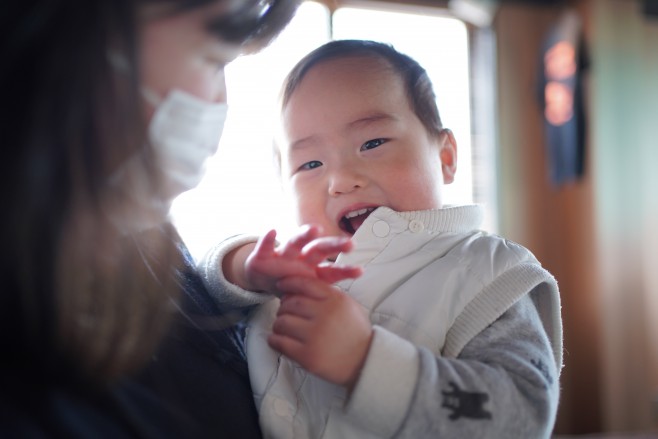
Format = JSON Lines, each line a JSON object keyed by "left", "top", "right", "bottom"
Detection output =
{"left": 171, "top": 1, "right": 472, "bottom": 261}
{"left": 170, "top": 2, "right": 329, "bottom": 259}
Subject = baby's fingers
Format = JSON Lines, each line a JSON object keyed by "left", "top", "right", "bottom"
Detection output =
{"left": 268, "top": 316, "right": 316, "bottom": 368}
{"left": 279, "top": 224, "right": 322, "bottom": 258}
{"left": 251, "top": 229, "right": 278, "bottom": 259}
{"left": 315, "top": 264, "right": 362, "bottom": 284}
{"left": 267, "top": 333, "right": 306, "bottom": 364}
{"left": 276, "top": 275, "right": 334, "bottom": 300}
{"left": 301, "top": 236, "right": 353, "bottom": 265}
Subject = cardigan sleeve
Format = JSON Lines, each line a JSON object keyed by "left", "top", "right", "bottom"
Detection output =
{"left": 197, "top": 234, "right": 273, "bottom": 310}
{"left": 344, "top": 288, "right": 561, "bottom": 438}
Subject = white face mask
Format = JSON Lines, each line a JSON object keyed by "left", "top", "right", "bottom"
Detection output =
{"left": 106, "top": 88, "right": 228, "bottom": 233}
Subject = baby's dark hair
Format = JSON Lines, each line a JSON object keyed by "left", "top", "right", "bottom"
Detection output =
{"left": 281, "top": 39, "right": 444, "bottom": 139}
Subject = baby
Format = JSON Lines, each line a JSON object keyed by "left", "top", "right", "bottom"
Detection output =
{"left": 200, "top": 39, "right": 563, "bottom": 438}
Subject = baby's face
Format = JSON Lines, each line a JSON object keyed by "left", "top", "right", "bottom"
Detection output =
{"left": 279, "top": 56, "right": 456, "bottom": 237}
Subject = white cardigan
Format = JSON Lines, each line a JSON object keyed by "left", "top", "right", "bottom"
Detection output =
{"left": 199, "top": 205, "right": 562, "bottom": 439}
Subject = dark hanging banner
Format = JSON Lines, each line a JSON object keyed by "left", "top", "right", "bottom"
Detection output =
{"left": 537, "top": 9, "right": 589, "bottom": 186}
{"left": 643, "top": 0, "right": 658, "bottom": 17}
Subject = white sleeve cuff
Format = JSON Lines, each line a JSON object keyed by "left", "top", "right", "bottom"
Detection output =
{"left": 197, "top": 234, "right": 273, "bottom": 309}
{"left": 344, "top": 325, "right": 420, "bottom": 437}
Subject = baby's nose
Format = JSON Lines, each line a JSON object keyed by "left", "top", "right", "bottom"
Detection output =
{"left": 328, "top": 167, "right": 366, "bottom": 196}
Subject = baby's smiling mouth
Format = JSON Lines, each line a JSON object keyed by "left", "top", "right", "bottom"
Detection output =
{"left": 339, "top": 207, "right": 377, "bottom": 235}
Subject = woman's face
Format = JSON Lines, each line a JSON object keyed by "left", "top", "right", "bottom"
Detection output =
{"left": 139, "top": 1, "right": 244, "bottom": 113}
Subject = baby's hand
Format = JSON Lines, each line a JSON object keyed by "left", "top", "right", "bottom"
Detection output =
{"left": 268, "top": 275, "right": 373, "bottom": 390}
{"left": 245, "top": 225, "right": 362, "bottom": 296}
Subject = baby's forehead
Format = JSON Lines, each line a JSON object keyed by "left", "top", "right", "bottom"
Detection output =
{"left": 309, "top": 54, "right": 400, "bottom": 80}
{"left": 285, "top": 55, "right": 408, "bottom": 111}
{"left": 284, "top": 59, "right": 407, "bottom": 115}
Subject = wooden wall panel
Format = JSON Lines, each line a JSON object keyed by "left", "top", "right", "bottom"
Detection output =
{"left": 494, "top": 3, "right": 603, "bottom": 434}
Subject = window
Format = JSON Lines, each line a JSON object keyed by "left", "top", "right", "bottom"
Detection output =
{"left": 171, "top": 1, "right": 477, "bottom": 260}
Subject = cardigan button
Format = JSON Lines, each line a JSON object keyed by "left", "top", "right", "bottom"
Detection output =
{"left": 372, "top": 220, "right": 390, "bottom": 237}
{"left": 409, "top": 220, "right": 424, "bottom": 233}
{"left": 273, "top": 398, "right": 292, "bottom": 417}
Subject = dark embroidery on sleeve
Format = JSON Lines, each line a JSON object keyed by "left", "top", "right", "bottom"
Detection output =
{"left": 441, "top": 382, "right": 492, "bottom": 421}
{"left": 531, "top": 358, "right": 554, "bottom": 387}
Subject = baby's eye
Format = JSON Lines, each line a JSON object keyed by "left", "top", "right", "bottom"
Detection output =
{"left": 361, "top": 138, "right": 388, "bottom": 151}
{"left": 298, "top": 160, "right": 323, "bottom": 171}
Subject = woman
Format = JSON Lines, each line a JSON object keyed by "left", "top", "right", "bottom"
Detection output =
{"left": 0, "top": 1, "right": 299, "bottom": 437}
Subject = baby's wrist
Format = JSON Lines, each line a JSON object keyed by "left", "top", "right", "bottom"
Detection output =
{"left": 223, "top": 242, "right": 257, "bottom": 290}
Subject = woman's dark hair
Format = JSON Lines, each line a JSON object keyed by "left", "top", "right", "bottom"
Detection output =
{"left": 171, "top": 0, "right": 300, "bottom": 46}
{"left": 281, "top": 39, "right": 444, "bottom": 138}
{"left": 0, "top": 0, "right": 298, "bottom": 384}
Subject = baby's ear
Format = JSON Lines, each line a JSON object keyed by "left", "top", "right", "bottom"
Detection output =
{"left": 439, "top": 129, "right": 457, "bottom": 184}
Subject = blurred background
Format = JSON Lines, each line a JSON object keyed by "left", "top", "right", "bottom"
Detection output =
{"left": 170, "top": 0, "right": 658, "bottom": 436}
